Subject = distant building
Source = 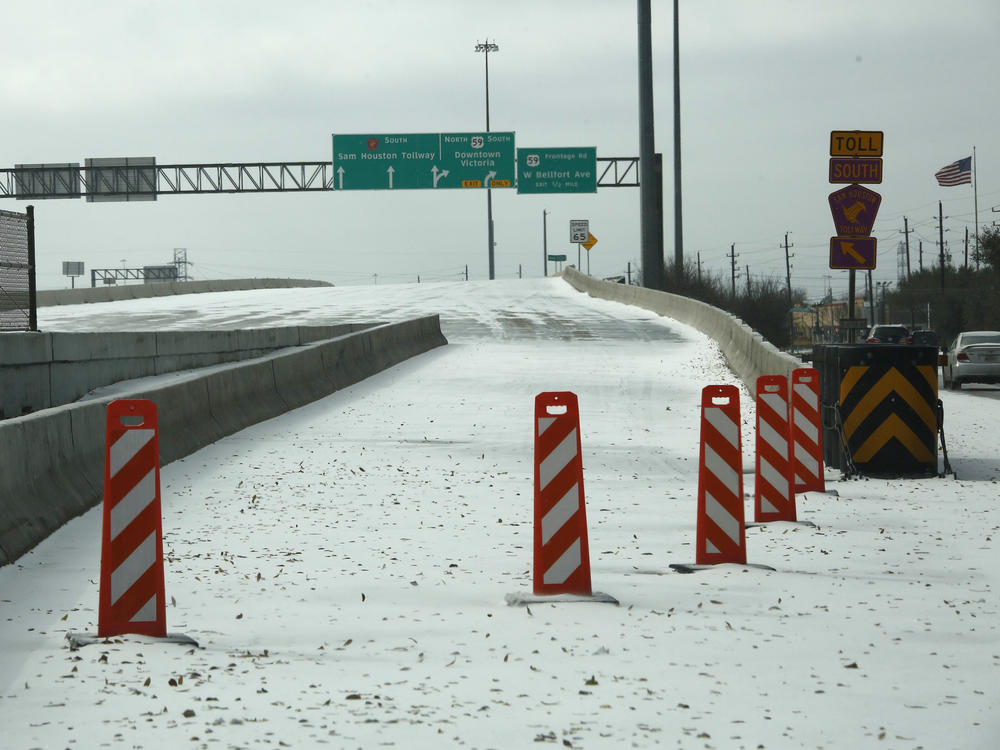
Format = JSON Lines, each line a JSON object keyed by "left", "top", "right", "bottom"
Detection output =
{"left": 791, "top": 297, "right": 869, "bottom": 346}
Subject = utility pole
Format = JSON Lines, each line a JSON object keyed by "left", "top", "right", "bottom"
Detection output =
{"left": 938, "top": 201, "right": 946, "bottom": 291}
{"left": 782, "top": 232, "right": 794, "bottom": 307}
{"left": 900, "top": 217, "right": 912, "bottom": 279}
{"left": 745, "top": 264, "right": 751, "bottom": 294}
{"left": 696, "top": 251, "right": 702, "bottom": 285}
{"left": 965, "top": 226, "right": 969, "bottom": 267}
{"left": 782, "top": 231, "right": 794, "bottom": 344}
{"left": 727, "top": 243, "right": 738, "bottom": 298}
{"left": 919, "top": 241, "right": 923, "bottom": 271}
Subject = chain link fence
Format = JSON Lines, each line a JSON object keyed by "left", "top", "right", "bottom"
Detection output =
{"left": 0, "top": 208, "right": 33, "bottom": 331}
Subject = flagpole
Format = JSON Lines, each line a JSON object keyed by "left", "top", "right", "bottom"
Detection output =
{"left": 973, "top": 146, "right": 979, "bottom": 264}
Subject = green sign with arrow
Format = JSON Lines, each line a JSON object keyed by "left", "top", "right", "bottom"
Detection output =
{"left": 332, "top": 132, "right": 515, "bottom": 190}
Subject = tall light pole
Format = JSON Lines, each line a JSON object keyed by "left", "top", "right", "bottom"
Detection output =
{"left": 475, "top": 40, "right": 499, "bottom": 280}
{"left": 637, "top": 1, "right": 664, "bottom": 291}
{"left": 543, "top": 209, "right": 549, "bottom": 277}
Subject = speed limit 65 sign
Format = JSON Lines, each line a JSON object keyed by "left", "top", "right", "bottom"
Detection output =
{"left": 570, "top": 219, "right": 589, "bottom": 243}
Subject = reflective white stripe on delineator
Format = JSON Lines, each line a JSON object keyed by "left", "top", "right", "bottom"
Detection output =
{"left": 110, "top": 469, "right": 155, "bottom": 539}
{"left": 704, "top": 407, "right": 738, "bottom": 449}
{"left": 538, "top": 428, "right": 577, "bottom": 491}
{"left": 537, "top": 417, "right": 556, "bottom": 437}
{"left": 131, "top": 594, "right": 157, "bottom": 623}
{"left": 109, "top": 429, "right": 155, "bottom": 477}
{"left": 759, "top": 419, "right": 788, "bottom": 459}
{"left": 541, "top": 484, "right": 579, "bottom": 545}
{"left": 794, "top": 441, "right": 819, "bottom": 476}
{"left": 543, "top": 538, "right": 581, "bottom": 585}
{"left": 705, "top": 491, "right": 740, "bottom": 545}
{"left": 761, "top": 456, "right": 787, "bottom": 496}
{"left": 111, "top": 532, "right": 156, "bottom": 604}
{"left": 794, "top": 407, "right": 817, "bottom": 440}
{"left": 704, "top": 444, "right": 738, "bottom": 494}
{"left": 759, "top": 392, "right": 786, "bottom": 420}
{"left": 705, "top": 539, "right": 720, "bottom": 554}
{"left": 794, "top": 382, "right": 816, "bottom": 406}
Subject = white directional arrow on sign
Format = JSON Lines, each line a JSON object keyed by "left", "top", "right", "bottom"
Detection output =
{"left": 387, "top": 166, "right": 395, "bottom": 189}
{"left": 432, "top": 166, "right": 449, "bottom": 188}
{"left": 337, "top": 166, "right": 345, "bottom": 190}
{"left": 484, "top": 170, "right": 496, "bottom": 187}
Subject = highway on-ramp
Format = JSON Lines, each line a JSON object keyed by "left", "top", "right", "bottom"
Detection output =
{"left": 1, "top": 278, "right": 996, "bottom": 749}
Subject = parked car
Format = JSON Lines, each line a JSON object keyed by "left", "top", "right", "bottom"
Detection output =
{"left": 943, "top": 331, "right": 1000, "bottom": 389}
{"left": 866, "top": 324, "right": 909, "bottom": 343}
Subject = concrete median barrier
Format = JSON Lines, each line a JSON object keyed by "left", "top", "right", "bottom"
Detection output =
{"left": 0, "top": 316, "right": 447, "bottom": 566}
{"left": 0, "top": 408, "right": 102, "bottom": 566}
{"left": 562, "top": 267, "right": 801, "bottom": 390}
{"left": 35, "top": 278, "right": 333, "bottom": 307}
{"left": 1, "top": 324, "right": 381, "bottom": 418}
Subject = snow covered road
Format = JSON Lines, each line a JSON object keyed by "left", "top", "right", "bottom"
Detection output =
{"left": 1, "top": 277, "right": 997, "bottom": 749}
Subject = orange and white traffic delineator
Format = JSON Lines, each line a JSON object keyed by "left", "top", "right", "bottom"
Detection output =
{"left": 694, "top": 385, "right": 747, "bottom": 564}
{"left": 98, "top": 399, "right": 167, "bottom": 637}
{"left": 753, "top": 375, "right": 797, "bottom": 523}
{"left": 671, "top": 385, "right": 773, "bottom": 574}
{"left": 532, "top": 391, "right": 592, "bottom": 596}
{"left": 68, "top": 399, "right": 197, "bottom": 649}
{"left": 506, "top": 392, "right": 616, "bottom": 605}
{"left": 790, "top": 367, "right": 826, "bottom": 493}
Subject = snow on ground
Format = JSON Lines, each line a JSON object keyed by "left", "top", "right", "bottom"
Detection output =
{"left": 1, "top": 277, "right": 998, "bottom": 749}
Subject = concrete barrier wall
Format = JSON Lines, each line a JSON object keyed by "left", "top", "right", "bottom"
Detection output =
{"left": 562, "top": 267, "right": 802, "bottom": 390}
{"left": 36, "top": 278, "right": 332, "bottom": 307}
{"left": 0, "top": 316, "right": 448, "bottom": 566}
{"left": 0, "top": 324, "right": 373, "bottom": 418}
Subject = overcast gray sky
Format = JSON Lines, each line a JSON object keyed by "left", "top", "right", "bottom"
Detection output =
{"left": 3, "top": 0, "right": 997, "bottom": 299}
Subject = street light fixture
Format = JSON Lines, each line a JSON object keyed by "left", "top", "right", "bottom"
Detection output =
{"left": 475, "top": 39, "right": 499, "bottom": 280}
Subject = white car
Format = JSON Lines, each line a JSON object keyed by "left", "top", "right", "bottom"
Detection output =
{"left": 943, "top": 331, "right": 1000, "bottom": 389}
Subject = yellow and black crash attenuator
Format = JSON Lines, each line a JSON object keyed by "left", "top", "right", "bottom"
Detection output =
{"left": 838, "top": 346, "right": 938, "bottom": 476}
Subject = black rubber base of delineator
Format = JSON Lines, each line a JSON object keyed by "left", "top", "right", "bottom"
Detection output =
{"left": 505, "top": 591, "right": 619, "bottom": 606}
{"left": 66, "top": 631, "right": 200, "bottom": 650}
{"left": 668, "top": 562, "right": 777, "bottom": 574}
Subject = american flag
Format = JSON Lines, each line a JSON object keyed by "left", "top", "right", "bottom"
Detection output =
{"left": 935, "top": 156, "right": 972, "bottom": 186}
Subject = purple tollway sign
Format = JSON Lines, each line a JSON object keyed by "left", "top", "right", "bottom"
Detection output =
{"left": 828, "top": 183, "right": 881, "bottom": 236}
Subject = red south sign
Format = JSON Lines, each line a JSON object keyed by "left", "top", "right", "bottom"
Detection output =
{"left": 829, "top": 157, "right": 882, "bottom": 184}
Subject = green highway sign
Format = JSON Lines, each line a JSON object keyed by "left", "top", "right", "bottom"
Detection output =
{"left": 516, "top": 147, "right": 597, "bottom": 194}
{"left": 332, "top": 132, "right": 515, "bottom": 190}
{"left": 547, "top": 254, "right": 567, "bottom": 262}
